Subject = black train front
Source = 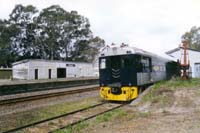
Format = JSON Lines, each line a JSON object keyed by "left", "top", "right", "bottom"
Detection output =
{"left": 99, "top": 44, "right": 176, "bottom": 101}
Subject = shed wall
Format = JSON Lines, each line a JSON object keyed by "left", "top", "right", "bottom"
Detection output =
{"left": 168, "top": 50, "right": 200, "bottom": 78}
{"left": 12, "top": 60, "right": 96, "bottom": 80}
{"left": 13, "top": 62, "right": 29, "bottom": 79}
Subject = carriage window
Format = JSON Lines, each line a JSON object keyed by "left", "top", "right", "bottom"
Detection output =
{"left": 160, "top": 66, "right": 165, "bottom": 71}
{"left": 100, "top": 59, "right": 106, "bottom": 69}
{"left": 121, "top": 57, "right": 132, "bottom": 68}
{"left": 110, "top": 56, "right": 121, "bottom": 69}
{"left": 141, "top": 57, "right": 150, "bottom": 72}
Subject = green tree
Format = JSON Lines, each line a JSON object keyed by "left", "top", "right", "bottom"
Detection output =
{"left": 9, "top": 4, "right": 38, "bottom": 60}
{"left": 72, "top": 36, "right": 105, "bottom": 62}
{"left": 182, "top": 26, "right": 200, "bottom": 50}
{"left": 59, "top": 10, "right": 92, "bottom": 61}
{"left": 0, "top": 4, "right": 105, "bottom": 67}
{"left": 36, "top": 5, "right": 67, "bottom": 60}
{"left": 0, "top": 19, "right": 11, "bottom": 67}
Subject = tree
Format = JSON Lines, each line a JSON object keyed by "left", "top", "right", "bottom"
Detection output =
{"left": 9, "top": 4, "right": 38, "bottom": 60}
{"left": 59, "top": 10, "right": 92, "bottom": 61}
{"left": 36, "top": 5, "right": 67, "bottom": 60}
{"left": 0, "top": 4, "right": 105, "bottom": 67}
{"left": 182, "top": 26, "right": 200, "bottom": 50}
{"left": 72, "top": 36, "right": 105, "bottom": 62}
{"left": 0, "top": 19, "right": 11, "bottom": 67}
{"left": 37, "top": 6, "right": 95, "bottom": 61}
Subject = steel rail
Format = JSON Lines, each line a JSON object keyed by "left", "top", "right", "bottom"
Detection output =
{"left": 0, "top": 86, "right": 99, "bottom": 106}
{"left": 50, "top": 103, "right": 127, "bottom": 133}
{"left": 2, "top": 102, "right": 106, "bottom": 133}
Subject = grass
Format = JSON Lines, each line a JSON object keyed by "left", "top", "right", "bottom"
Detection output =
{"left": 2, "top": 78, "right": 200, "bottom": 132}
{"left": 134, "top": 111, "right": 151, "bottom": 118}
{"left": 56, "top": 108, "right": 152, "bottom": 133}
{"left": 57, "top": 109, "right": 128, "bottom": 133}
{"left": 0, "top": 96, "right": 101, "bottom": 132}
{"left": 142, "top": 78, "right": 200, "bottom": 105}
{"left": 56, "top": 78, "right": 200, "bottom": 133}
{"left": 95, "top": 109, "right": 128, "bottom": 123}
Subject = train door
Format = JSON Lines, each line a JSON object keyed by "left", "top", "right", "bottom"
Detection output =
{"left": 194, "top": 63, "right": 200, "bottom": 78}
{"left": 137, "top": 56, "right": 152, "bottom": 85}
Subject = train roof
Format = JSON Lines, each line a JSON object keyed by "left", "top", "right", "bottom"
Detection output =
{"left": 100, "top": 44, "right": 175, "bottom": 62}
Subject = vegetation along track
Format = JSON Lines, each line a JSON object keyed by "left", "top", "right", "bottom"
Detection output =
{"left": 2, "top": 102, "right": 126, "bottom": 133}
{"left": 0, "top": 86, "right": 99, "bottom": 106}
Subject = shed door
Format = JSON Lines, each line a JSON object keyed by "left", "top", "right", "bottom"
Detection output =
{"left": 49, "top": 69, "right": 51, "bottom": 79}
{"left": 57, "top": 68, "right": 66, "bottom": 78}
{"left": 35, "top": 69, "right": 38, "bottom": 80}
{"left": 194, "top": 63, "right": 200, "bottom": 78}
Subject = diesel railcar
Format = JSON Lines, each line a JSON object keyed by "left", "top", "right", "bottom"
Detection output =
{"left": 99, "top": 45, "right": 177, "bottom": 101}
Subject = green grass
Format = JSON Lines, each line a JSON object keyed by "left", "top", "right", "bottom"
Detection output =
{"left": 0, "top": 96, "right": 101, "bottom": 132}
{"left": 57, "top": 109, "right": 128, "bottom": 133}
{"left": 3, "top": 78, "right": 200, "bottom": 133}
{"left": 57, "top": 122, "right": 89, "bottom": 133}
{"left": 56, "top": 78, "right": 200, "bottom": 133}
{"left": 95, "top": 109, "right": 127, "bottom": 123}
{"left": 142, "top": 78, "right": 200, "bottom": 105}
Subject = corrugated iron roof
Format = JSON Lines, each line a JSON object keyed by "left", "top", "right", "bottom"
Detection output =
{"left": 166, "top": 47, "right": 200, "bottom": 54}
{"left": 12, "top": 59, "right": 92, "bottom": 66}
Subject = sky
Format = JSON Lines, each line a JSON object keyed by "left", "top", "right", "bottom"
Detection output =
{"left": 0, "top": 0, "right": 200, "bottom": 56}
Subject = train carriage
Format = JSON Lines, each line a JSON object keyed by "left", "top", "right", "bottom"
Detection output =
{"left": 99, "top": 45, "right": 173, "bottom": 101}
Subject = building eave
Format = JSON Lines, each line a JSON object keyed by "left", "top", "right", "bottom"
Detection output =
{"left": 12, "top": 59, "right": 92, "bottom": 66}
{"left": 166, "top": 47, "right": 200, "bottom": 55}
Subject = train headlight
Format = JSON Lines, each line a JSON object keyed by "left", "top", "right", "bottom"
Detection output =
{"left": 129, "top": 83, "right": 132, "bottom": 86}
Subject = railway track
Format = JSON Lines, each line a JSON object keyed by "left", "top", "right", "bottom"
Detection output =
{"left": 50, "top": 102, "right": 126, "bottom": 133}
{"left": 0, "top": 86, "right": 99, "bottom": 106}
{"left": 3, "top": 102, "right": 126, "bottom": 133}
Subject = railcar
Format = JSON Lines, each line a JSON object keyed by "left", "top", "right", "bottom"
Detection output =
{"left": 99, "top": 45, "right": 176, "bottom": 101}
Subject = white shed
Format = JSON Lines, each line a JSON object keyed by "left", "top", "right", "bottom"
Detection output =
{"left": 166, "top": 47, "right": 200, "bottom": 78}
{"left": 12, "top": 59, "right": 96, "bottom": 80}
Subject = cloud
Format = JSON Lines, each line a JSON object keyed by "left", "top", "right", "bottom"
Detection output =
{"left": 0, "top": 0, "right": 200, "bottom": 55}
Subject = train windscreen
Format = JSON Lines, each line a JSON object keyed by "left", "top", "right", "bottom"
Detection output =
{"left": 100, "top": 55, "right": 134, "bottom": 70}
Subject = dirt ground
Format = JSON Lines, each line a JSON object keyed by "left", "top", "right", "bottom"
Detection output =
{"left": 83, "top": 86, "right": 200, "bottom": 133}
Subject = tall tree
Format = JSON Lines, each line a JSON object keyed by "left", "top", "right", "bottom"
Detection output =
{"left": 182, "top": 26, "right": 200, "bottom": 50}
{"left": 37, "top": 6, "right": 93, "bottom": 60}
{"left": 72, "top": 36, "right": 105, "bottom": 62}
{"left": 36, "top": 5, "right": 67, "bottom": 60}
{"left": 59, "top": 10, "right": 92, "bottom": 60}
{"left": 9, "top": 4, "right": 38, "bottom": 60}
{"left": 0, "top": 4, "right": 105, "bottom": 67}
{"left": 0, "top": 19, "right": 11, "bottom": 67}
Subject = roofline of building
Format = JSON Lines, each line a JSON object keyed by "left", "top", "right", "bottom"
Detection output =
{"left": 166, "top": 47, "right": 200, "bottom": 54}
{"left": 0, "top": 68, "right": 12, "bottom": 70}
{"left": 12, "top": 59, "right": 92, "bottom": 66}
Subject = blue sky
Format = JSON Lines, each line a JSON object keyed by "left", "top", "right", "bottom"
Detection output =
{"left": 1, "top": 0, "right": 200, "bottom": 55}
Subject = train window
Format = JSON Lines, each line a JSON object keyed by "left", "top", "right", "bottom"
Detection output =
{"left": 141, "top": 57, "right": 150, "bottom": 72}
{"left": 160, "top": 66, "right": 166, "bottom": 71}
{"left": 134, "top": 56, "right": 143, "bottom": 72}
{"left": 100, "top": 58, "right": 106, "bottom": 69}
{"left": 110, "top": 56, "right": 121, "bottom": 69}
{"left": 121, "top": 57, "right": 132, "bottom": 68}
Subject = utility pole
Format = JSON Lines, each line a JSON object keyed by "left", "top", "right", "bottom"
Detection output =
{"left": 180, "top": 40, "right": 190, "bottom": 79}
